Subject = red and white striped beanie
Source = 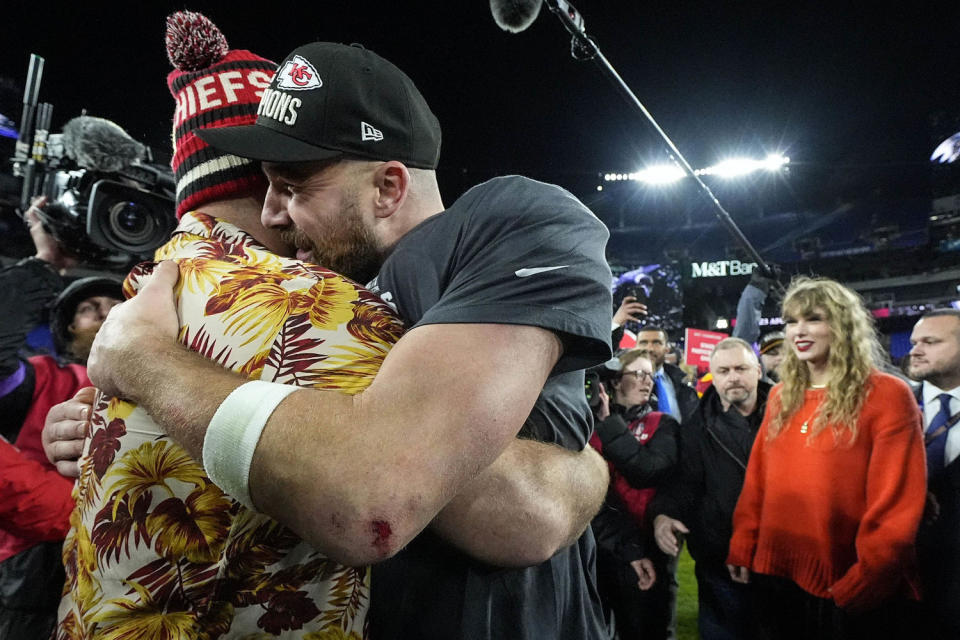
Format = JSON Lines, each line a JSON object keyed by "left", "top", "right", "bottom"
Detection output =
{"left": 165, "top": 11, "right": 276, "bottom": 219}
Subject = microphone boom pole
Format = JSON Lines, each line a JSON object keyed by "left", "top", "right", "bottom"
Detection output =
{"left": 544, "top": 0, "right": 776, "bottom": 279}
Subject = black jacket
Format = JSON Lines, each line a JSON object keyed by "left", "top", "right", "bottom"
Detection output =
{"left": 654, "top": 363, "right": 700, "bottom": 424}
{"left": 591, "top": 403, "right": 680, "bottom": 563}
{"left": 0, "top": 542, "right": 64, "bottom": 640}
{"left": 649, "top": 381, "right": 771, "bottom": 565}
{"left": 594, "top": 403, "right": 679, "bottom": 489}
{"left": 915, "top": 383, "right": 960, "bottom": 635}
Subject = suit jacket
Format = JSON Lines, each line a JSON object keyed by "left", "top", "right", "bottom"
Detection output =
{"left": 915, "top": 382, "right": 960, "bottom": 634}
{"left": 655, "top": 362, "right": 700, "bottom": 423}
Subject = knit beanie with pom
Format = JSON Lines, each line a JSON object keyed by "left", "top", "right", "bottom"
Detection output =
{"left": 165, "top": 10, "right": 276, "bottom": 218}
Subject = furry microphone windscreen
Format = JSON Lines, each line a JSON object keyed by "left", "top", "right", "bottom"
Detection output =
{"left": 61, "top": 116, "right": 146, "bottom": 173}
{"left": 490, "top": 0, "right": 543, "bottom": 33}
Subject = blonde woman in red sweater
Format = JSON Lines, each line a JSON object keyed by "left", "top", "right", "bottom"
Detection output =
{"left": 726, "top": 277, "right": 925, "bottom": 639}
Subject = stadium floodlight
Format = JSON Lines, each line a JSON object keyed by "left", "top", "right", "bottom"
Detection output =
{"left": 636, "top": 165, "right": 685, "bottom": 185}
{"left": 604, "top": 153, "right": 790, "bottom": 184}
{"left": 701, "top": 158, "right": 759, "bottom": 178}
{"left": 762, "top": 153, "right": 789, "bottom": 171}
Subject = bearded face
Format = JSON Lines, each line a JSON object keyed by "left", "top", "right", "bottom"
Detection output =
{"left": 68, "top": 323, "right": 102, "bottom": 363}
{"left": 278, "top": 195, "right": 383, "bottom": 285}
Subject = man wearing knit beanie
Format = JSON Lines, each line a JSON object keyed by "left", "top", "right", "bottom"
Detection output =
{"left": 52, "top": 12, "right": 403, "bottom": 637}
{"left": 164, "top": 12, "right": 275, "bottom": 219}
{"left": 50, "top": 11, "right": 610, "bottom": 639}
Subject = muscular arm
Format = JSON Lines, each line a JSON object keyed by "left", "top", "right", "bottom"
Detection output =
{"left": 46, "top": 388, "right": 609, "bottom": 567}
{"left": 434, "top": 439, "right": 609, "bottom": 566}
{"left": 89, "top": 262, "right": 580, "bottom": 566}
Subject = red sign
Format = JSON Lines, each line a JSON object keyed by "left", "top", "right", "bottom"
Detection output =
{"left": 684, "top": 328, "right": 729, "bottom": 370}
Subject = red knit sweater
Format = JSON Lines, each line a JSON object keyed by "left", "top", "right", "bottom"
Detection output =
{"left": 726, "top": 371, "right": 925, "bottom": 611}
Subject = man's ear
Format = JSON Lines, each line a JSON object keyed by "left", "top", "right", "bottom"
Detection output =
{"left": 372, "top": 161, "right": 410, "bottom": 219}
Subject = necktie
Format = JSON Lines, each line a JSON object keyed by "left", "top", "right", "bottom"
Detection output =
{"left": 926, "top": 393, "right": 954, "bottom": 474}
{"left": 654, "top": 372, "right": 673, "bottom": 417}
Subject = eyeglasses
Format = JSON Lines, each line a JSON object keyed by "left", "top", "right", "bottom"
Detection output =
{"left": 622, "top": 369, "right": 654, "bottom": 382}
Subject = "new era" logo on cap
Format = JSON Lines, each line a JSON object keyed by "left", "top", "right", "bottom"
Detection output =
{"left": 276, "top": 55, "right": 322, "bottom": 91}
{"left": 361, "top": 122, "right": 383, "bottom": 142}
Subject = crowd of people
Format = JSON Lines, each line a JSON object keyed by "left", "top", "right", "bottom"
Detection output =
{"left": 590, "top": 283, "right": 958, "bottom": 640}
{"left": 2, "top": 8, "right": 958, "bottom": 640}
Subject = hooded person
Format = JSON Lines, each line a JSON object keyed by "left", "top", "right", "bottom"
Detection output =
{"left": 49, "top": 277, "right": 124, "bottom": 363}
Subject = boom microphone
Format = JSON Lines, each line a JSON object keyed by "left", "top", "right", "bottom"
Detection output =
{"left": 490, "top": 0, "right": 543, "bottom": 33}
{"left": 489, "top": 0, "right": 782, "bottom": 285}
{"left": 61, "top": 115, "right": 146, "bottom": 173}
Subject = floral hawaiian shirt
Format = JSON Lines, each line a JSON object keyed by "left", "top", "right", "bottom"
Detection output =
{"left": 56, "top": 212, "right": 404, "bottom": 640}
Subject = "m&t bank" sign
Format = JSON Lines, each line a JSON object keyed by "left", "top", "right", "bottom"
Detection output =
{"left": 690, "top": 260, "right": 758, "bottom": 278}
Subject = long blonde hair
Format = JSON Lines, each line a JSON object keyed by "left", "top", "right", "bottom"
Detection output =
{"left": 769, "top": 277, "right": 882, "bottom": 443}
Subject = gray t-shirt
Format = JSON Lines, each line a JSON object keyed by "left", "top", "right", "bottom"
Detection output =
{"left": 367, "top": 176, "right": 613, "bottom": 640}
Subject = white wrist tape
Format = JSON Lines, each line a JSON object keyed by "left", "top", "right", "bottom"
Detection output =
{"left": 202, "top": 380, "right": 298, "bottom": 510}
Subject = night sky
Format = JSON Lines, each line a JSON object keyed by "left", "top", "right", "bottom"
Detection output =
{"left": 2, "top": 1, "right": 959, "bottom": 230}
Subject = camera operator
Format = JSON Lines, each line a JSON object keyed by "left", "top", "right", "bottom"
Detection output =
{"left": 0, "top": 196, "right": 121, "bottom": 640}
{"left": 733, "top": 268, "right": 785, "bottom": 383}
{"left": 589, "top": 349, "right": 679, "bottom": 640}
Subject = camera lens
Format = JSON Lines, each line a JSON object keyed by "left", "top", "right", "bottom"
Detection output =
{"left": 107, "top": 201, "right": 156, "bottom": 246}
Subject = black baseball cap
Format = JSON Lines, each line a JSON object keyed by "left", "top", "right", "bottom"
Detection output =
{"left": 759, "top": 331, "right": 785, "bottom": 354}
{"left": 197, "top": 42, "right": 441, "bottom": 169}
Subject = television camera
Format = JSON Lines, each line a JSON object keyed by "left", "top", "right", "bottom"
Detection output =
{"left": 7, "top": 54, "right": 175, "bottom": 270}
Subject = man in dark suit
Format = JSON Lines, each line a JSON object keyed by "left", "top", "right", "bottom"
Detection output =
{"left": 635, "top": 326, "right": 699, "bottom": 423}
{"left": 908, "top": 309, "right": 960, "bottom": 638}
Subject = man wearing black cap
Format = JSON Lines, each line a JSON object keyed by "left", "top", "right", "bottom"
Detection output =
{"left": 85, "top": 41, "right": 614, "bottom": 639}
{"left": 757, "top": 331, "right": 784, "bottom": 383}
{"left": 0, "top": 196, "right": 121, "bottom": 640}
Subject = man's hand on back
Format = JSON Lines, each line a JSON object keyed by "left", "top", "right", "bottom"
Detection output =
{"left": 43, "top": 387, "right": 96, "bottom": 478}
{"left": 87, "top": 261, "right": 181, "bottom": 400}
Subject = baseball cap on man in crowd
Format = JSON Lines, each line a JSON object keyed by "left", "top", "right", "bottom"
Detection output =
{"left": 759, "top": 331, "right": 784, "bottom": 355}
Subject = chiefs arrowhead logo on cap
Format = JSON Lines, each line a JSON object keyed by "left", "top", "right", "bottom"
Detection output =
{"left": 276, "top": 55, "right": 322, "bottom": 91}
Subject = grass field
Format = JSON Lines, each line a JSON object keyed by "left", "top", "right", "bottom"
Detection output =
{"left": 676, "top": 546, "right": 699, "bottom": 640}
